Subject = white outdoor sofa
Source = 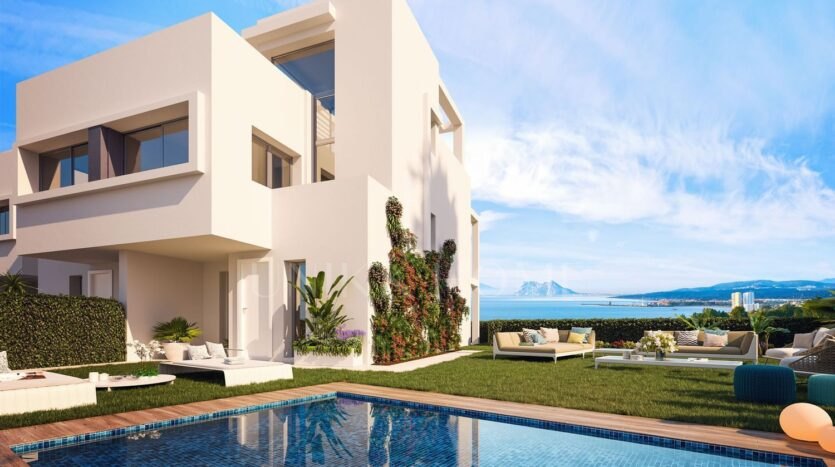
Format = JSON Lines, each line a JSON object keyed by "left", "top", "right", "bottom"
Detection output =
{"left": 0, "top": 371, "right": 96, "bottom": 416}
{"left": 641, "top": 330, "right": 759, "bottom": 364}
{"left": 159, "top": 358, "right": 293, "bottom": 387}
{"left": 493, "top": 331, "right": 596, "bottom": 362}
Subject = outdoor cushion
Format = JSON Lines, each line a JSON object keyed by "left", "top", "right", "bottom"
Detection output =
{"left": 676, "top": 330, "right": 698, "bottom": 346}
{"left": 792, "top": 331, "right": 817, "bottom": 349}
{"left": 552, "top": 343, "right": 592, "bottom": 352}
{"left": 522, "top": 328, "right": 540, "bottom": 343}
{"left": 567, "top": 332, "right": 586, "bottom": 344}
{"left": 499, "top": 345, "right": 557, "bottom": 354}
{"left": 570, "top": 327, "right": 593, "bottom": 343}
{"left": 676, "top": 345, "right": 742, "bottom": 355}
{"left": 703, "top": 332, "right": 728, "bottom": 347}
{"left": 734, "top": 365, "right": 796, "bottom": 404}
{"left": 808, "top": 374, "right": 835, "bottom": 406}
{"left": 765, "top": 347, "right": 806, "bottom": 359}
{"left": 206, "top": 341, "right": 227, "bottom": 358}
{"left": 813, "top": 328, "right": 835, "bottom": 347}
{"left": 540, "top": 327, "right": 560, "bottom": 343}
{"left": 0, "top": 351, "right": 8, "bottom": 373}
{"left": 495, "top": 332, "right": 521, "bottom": 350}
{"left": 779, "top": 356, "right": 804, "bottom": 368}
{"left": 530, "top": 332, "right": 547, "bottom": 344}
{"left": 187, "top": 344, "right": 211, "bottom": 360}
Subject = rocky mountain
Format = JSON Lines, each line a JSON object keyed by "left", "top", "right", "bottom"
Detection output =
{"left": 515, "top": 281, "right": 577, "bottom": 297}
{"left": 616, "top": 279, "right": 835, "bottom": 300}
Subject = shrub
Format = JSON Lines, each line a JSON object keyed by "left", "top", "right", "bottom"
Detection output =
{"left": 152, "top": 317, "right": 201, "bottom": 343}
{"left": 481, "top": 317, "right": 826, "bottom": 347}
{"left": 0, "top": 293, "right": 126, "bottom": 369}
{"left": 293, "top": 336, "right": 362, "bottom": 356}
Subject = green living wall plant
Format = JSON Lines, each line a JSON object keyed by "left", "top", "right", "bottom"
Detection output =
{"left": 369, "top": 197, "right": 468, "bottom": 364}
{"left": 0, "top": 294, "right": 126, "bottom": 369}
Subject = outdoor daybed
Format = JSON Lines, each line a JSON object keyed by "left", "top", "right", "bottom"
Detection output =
{"left": 159, "top": 359, "right": 293, "bottom": 387}
{"left": 493, "top": 330, "right": 595, "bottom": 362}
{"left": 642, "top": 330, "right": 758, "bottom": 363}
{"left": 0, "top": 371, "right": 96, "bottom": 416}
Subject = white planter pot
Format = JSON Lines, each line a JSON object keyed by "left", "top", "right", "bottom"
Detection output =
{"left": 162, "top": 342, "right": 188, "bottom": 362}
{"left": 294, "top": 351, "right": 363, "bottom": 369}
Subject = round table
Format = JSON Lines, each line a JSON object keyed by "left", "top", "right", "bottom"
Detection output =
{"left": 94, "top": 374, "right": 176, "bottom": 391}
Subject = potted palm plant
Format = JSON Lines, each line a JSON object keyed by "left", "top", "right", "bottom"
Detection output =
{"left": 152, "top": 317, "right": 202, "bottom": 362}
{"left": 292, "top": 272, "right": 364, "bottom": 368}
{"left": 749, "top": 311, "right": 788, "bottom": 355}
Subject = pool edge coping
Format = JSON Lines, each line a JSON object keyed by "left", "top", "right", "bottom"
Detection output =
{"left": 5, "top": 387, "right": 827, "bottom": 466}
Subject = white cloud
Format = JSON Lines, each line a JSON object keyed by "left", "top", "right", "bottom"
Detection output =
{"left": 468, "top": 120, "right": 835, "bottom": 243}
{"left": 477, "top": 210, "right": 512, "bottom": 232}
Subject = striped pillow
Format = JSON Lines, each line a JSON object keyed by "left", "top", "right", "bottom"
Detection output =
{"left": 0, "top": 351, "right": 9, "bottom": 373}
{"left": 676, "top": 330, "right": 699, "bottom": 346}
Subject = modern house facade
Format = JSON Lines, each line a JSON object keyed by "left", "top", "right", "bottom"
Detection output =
{"left": 0, "top": 0, "right": 479, "bottom": 367}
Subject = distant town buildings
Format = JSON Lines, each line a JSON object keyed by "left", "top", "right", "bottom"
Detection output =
{"left": 731, "top": 291, "right": 760, "bottom": 312}
{"left": 731, "top": 292, "right": 743, "bottom": 309}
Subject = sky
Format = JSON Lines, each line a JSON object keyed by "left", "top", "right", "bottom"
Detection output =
{"left": 1, "top": 0, "right": 834, "bottom": 295}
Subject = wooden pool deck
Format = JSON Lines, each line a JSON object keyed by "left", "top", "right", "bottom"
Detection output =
{"left": 1, "top": 382, "right": 832, "bottom": 465}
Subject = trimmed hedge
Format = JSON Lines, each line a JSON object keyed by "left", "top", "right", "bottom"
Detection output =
{"left": 0, "top": 294, "right": 126, "bottom": 369}
{"left": 480, "top": 317, "right": 827, "bottom": 347}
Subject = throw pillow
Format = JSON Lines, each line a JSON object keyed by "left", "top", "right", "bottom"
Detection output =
{"left": 521, "top": 328, "right": 540, "bottom": 343}
{"left": 567, "top": 332, "right": 586, "bottom": 344}
{"left": 0, "top": 351, "right": 9, "bottom": 373}
{"left": 792, "top": 331, "right": 816, "bottom": 349}
{"left": 570, "top": 327, "right": 593, "bottom": 344}
{"left": 813, "top": 328, "right": 835, "bottom": 347}
{"left": 675, "top": 330, "right": 699, "bottom": 346}
{"left": 539, "top": 327, "right": 560, "bottom": 343}
{"left": 703, "top": 332, "right": 728, "bottom": 347}
{"left": 530, "top": 332, "right": 547, "bottom": 345}
{"left": 205, "top": 341, "right": 227, "bottom": 358}
{"left": 187, "top": 344, "right": 211, "bottom": 360}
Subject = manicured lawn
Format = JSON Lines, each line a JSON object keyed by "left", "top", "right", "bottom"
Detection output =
{"left": 1, "top": 346, "right": 831, "bottom": 433}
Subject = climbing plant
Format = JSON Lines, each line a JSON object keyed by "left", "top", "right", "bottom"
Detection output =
{"left": 369, "top": 197, "right": 469, "bottom": 364}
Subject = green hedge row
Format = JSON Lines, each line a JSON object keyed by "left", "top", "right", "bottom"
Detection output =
{"left": 0, "top": 294, "right": 126, "bottom": 369}
{"left": 480, "top": 318, "right": 827, "bottom": 347}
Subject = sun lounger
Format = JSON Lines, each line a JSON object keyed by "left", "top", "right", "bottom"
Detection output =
{"left": 0, "top": 371, "right": 96, "bottom": 416}
{"left": 159, "top": 358, "right": 293, "bottom": 387}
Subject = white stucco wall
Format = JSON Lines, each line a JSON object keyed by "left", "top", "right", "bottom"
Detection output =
{"left": 120, "top": 250, "right": 204, "bottom": 344}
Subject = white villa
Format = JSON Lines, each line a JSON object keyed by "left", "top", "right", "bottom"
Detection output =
{"left": 0, "top": 0, "right": 479, "bottom": 367}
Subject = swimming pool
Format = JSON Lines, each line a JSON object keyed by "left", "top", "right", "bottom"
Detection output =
{"left": 13, "top": 393, "right": 825, "bottom": 466}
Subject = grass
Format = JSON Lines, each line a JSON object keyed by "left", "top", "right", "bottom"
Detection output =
{"left": 1, "top": 346, "right": 831, "bottom": 433}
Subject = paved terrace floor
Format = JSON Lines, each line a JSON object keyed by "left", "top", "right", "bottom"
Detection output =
{"left": 0, "top": 382, "right": 832, "bottom": 465}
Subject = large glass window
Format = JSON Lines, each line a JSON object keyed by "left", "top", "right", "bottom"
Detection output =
{"left": 39, "top": 144, "right": 88, "bottom": 191}
{"left": 124, "top": 118, "right": 188, "bottom": 173}
{"left": 0, "top": 205, "right": 9, "bottom": 235}
{"left": 252, "top": 135, "right": 293, "bottom": 189}
{"left": 274, "top": 42, "right": 335, "bottom": 182}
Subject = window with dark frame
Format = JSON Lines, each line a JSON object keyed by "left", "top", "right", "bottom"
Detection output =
{"left": 0, "top": 205, "right": 9, "bottom": 236}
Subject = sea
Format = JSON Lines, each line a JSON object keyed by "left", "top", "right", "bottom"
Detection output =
{"left": 479, "top": 296, "right": 729, "bottom": 321}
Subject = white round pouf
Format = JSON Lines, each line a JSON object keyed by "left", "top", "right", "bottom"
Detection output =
{"left": 779, "top": 403, "right": 832, "bottom": 442}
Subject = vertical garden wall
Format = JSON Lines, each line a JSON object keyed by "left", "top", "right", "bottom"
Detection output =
{"left": 369, "top": 197, "right": 468, "bottom": 364}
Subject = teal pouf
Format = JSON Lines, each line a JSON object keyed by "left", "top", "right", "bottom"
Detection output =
{"left": 734, "top": 365, "right": 796, "bottom": 404}
{"left": 808, "top": 374, "right": 835, "bottom": 406}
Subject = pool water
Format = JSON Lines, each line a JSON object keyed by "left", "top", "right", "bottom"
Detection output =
{"left": 20, "top": 396, "right": 821, "bottom": 466}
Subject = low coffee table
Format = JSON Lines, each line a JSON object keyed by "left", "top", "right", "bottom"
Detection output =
{"left": 594, "top": 355, "right": 742, "bottom": 370}
{"left": 94, "top": 374, "right": 176, "bottom": 392}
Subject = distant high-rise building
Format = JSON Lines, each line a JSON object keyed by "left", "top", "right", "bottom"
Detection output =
{"left": 742, "top": 292, "right": 755, "bottom": 312}
{"left": 731, "top": 292, "right": 743, "bottom": 309}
